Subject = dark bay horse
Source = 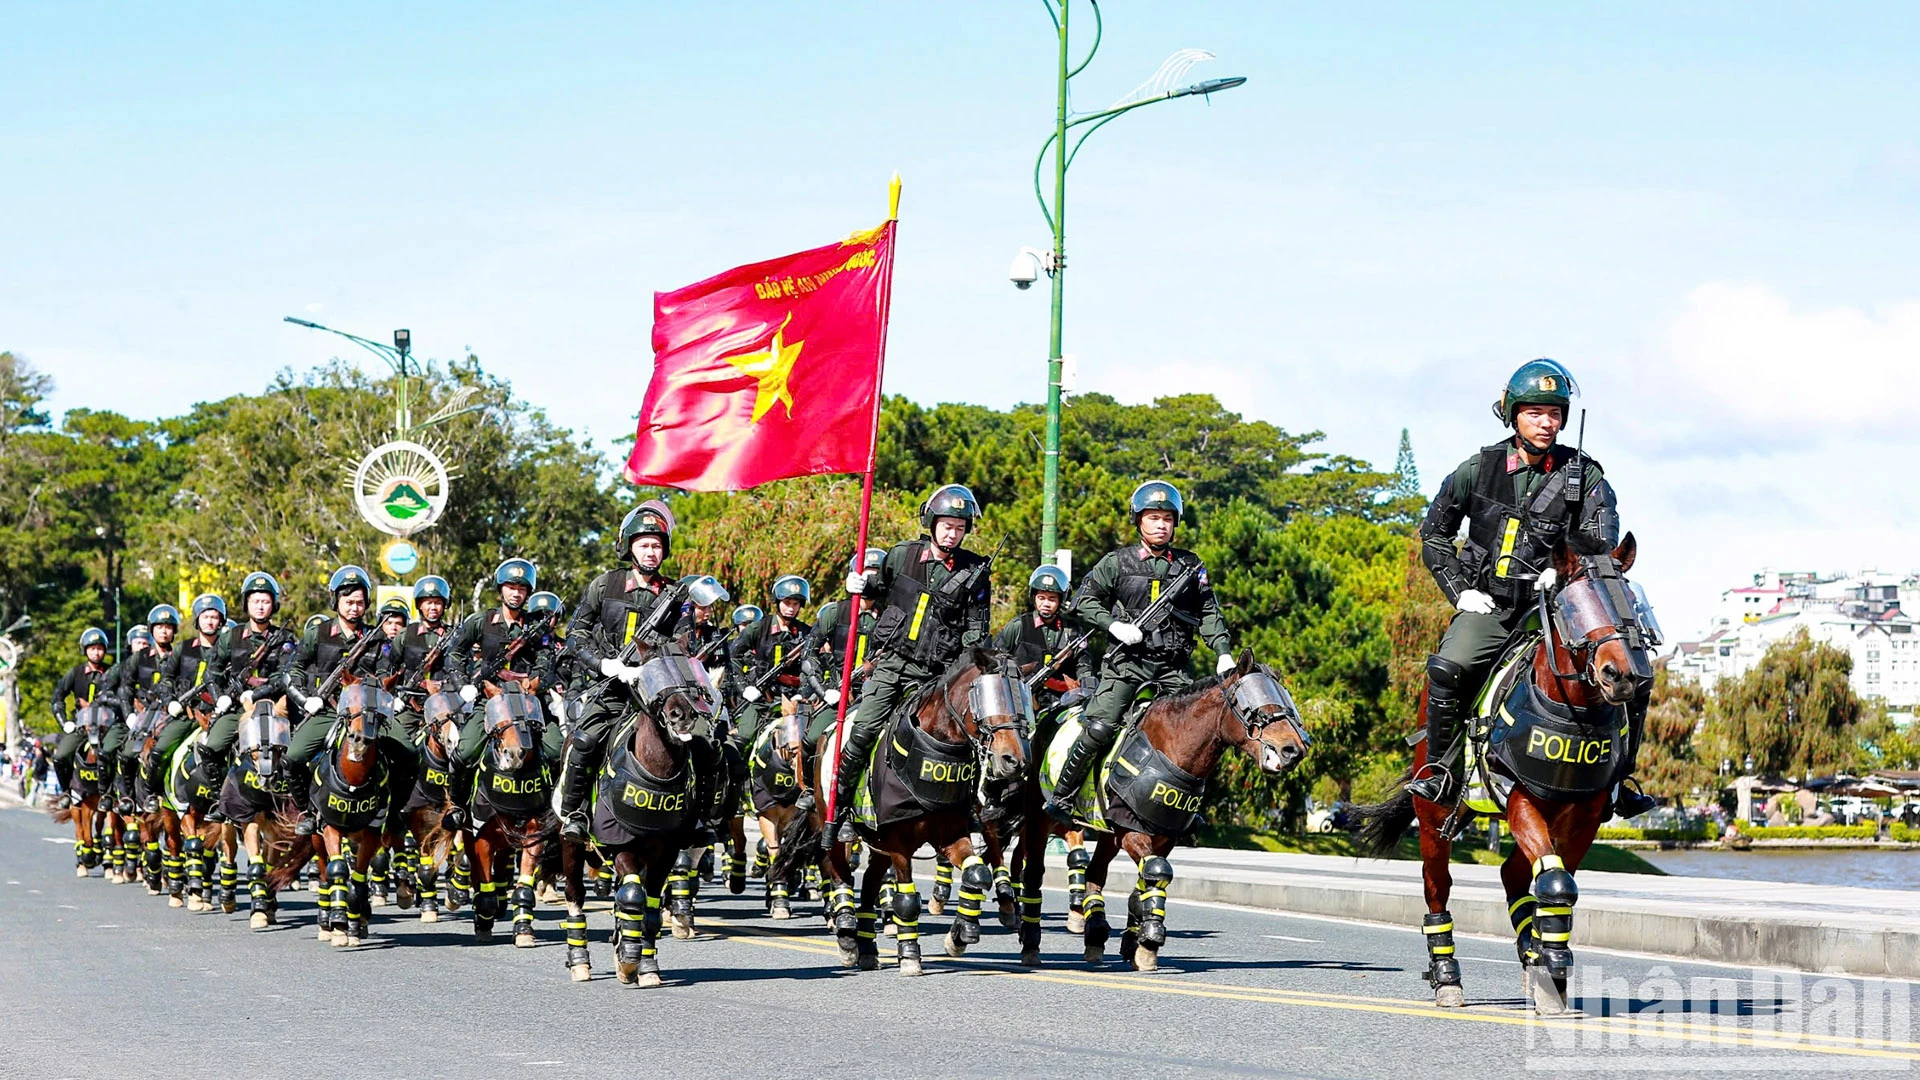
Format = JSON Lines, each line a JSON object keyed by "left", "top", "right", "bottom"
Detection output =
{"left": 1019, "top": 652, "right": 1310, "bottom": 971}
{"left": 149, "top": 698, "right": 238, "bottom": 913}
{"left": 219, "top": 699, "right": 300, "bottom": 929}
{"left": 745, "top": 702, "right": 816, "bottom": 921}
{"left": 399, "top": 691, "right": 465, "bottom": 924}
{"left": 51, "top": 705, "right": 115, "bottom": 877}
{"left": 466, "top": 687, "right": 558, "bottom": 946}
{"left": 1355, "top": 535, "right": 1653, "bottom": 1014}
{"left": 781, "top": 648, "right": 1030, "bottom": 977}
{"left": 559, "top": 650, "right": 718, "bottom": 987}
{"left": 267, "top": 684, "right": 394, "bottom": 947}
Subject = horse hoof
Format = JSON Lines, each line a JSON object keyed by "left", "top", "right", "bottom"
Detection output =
{"left": 343, "top": 934, "right": 363, "bottom": 948}
{"left": 616, "top": 962, "right": 639, "bottom": 985}
{"left": 222, "top": 901, "right": 237, "bottom": 914}
{"left": 928, "top": 896, "right": 946, "bottom": 917}
{"left": 537, "top": 883, "right": 561, "bottom": 904}
{"left": 770, "top": 907, "right": 791, "bottom": 922}
{"left": 1435, "top": 984, "right": 1466, "bottom": 1008}
{"left": 186, "top": 897, "right": 204, "bottom": 912}
{"left": 670, "top": 917, "right": 694, "bottom": 940}
{"left": 1020, "top": 950, "right": 1042, "bottom": 968}
{"left": 898, "top": 958, "right": 923, "bottom": 977}
{"left": 882, "top": 922, "right": 897, "bottom": 938}
{"left": 76, "top": 867, "right": 89, "bottom": 879}
{"left": 250, "top": 912, "right": 270, "bottom": 930}
{"left": 331, "top": 929, "right": 350, "bottom": 947}
{"left": 1524, "top": 967, "right": 1569, "bottom": 1015}
{"left": 1066, "top": 911, "right": 1086, "bottom": 935}
{"left": 839, "top": 944, "right": 860, "bottom": 967}
{"left": 369, "top": 895, "right": 387, "bottom": 908}
{"left": 168, "top": 896, "right": 184, "bottom": 909}
{"left": 944, "top": 930, "right": 968, "bottom": 958}
{"left": 635, "top": 971, "right": 663, "bottom": 989}
{"left": 515, "top": 932, "right": 537, "bottom": 949}
{"left": 570, "top": 964, "right": 592, "bottom": 983}
{"left": 1083, "top": 946, "right": 1103, "bottom": 964}
{"left": 1131, "top": 944, "right": 1159, "bottom": 973}
{"left": 419, "top": 909, "right": 439, "bottom": 924}
{"left": 998, "top": 900, "right": 1019, "bottom": 932}
{"left": 474, "top": 928, "right": 493, "bottom": 944}
{"left": 858, "top": 954, "right": 880, "bottom": 972}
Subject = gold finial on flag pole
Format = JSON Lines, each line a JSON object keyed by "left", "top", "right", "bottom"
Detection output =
{"left": 888, "top": 172, "right": 902, "bottom": 221}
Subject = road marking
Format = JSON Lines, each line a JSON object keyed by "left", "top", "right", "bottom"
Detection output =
{"left": 96, "top": 925, "right": 119, "bottom": 929}
{"left": 705, "top": 925, "right": 1920, "bottom": 1062}
{"left": 1262, "top": 934, "right": 1321, "bottom": 943}
{"left": 1461, "top": 956, "right": 1520, "bottom": 965}
{"left": 43, "top": 837, "right": 73, "bottom": 845}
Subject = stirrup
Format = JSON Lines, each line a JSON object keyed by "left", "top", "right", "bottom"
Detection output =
{"left": 142, "top": 795, "right": 161, "bottom": 814}
{"left": 559, "top": 810, "right": 589, "bottom": 841}
{"left": 1613, "top": 779, "right": 1657, "bottom": 819}
{"left": 293, "top": 813, "right": 316, "bottom": 838}
{"left": 1042, "top": 794, "right": 1076, "bottom": 825}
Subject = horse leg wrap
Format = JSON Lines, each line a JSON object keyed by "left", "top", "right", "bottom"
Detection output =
{"left": 349, "top": 870, "right": 370, "bottom": 919}
{"left": 614, "top": 877, "right": 648, "bottom": 965}
{"left": 892, "top": 882, "right": 921, "bottom": 951}
{"left": 1423, "top": 911, "right": 1462, "bottom": 987}
{"left": 955, "top": 856, "right": 990, "bottom": 943}
{"left": 1083, "top": 892, "right": 1110, "bottom": 950}
{"left": 326, "top": 859, "right": 351, "bottom": 924}
{"left": 370, "top": 848, "right": 391, "bottom": 899}
{"left": 696, "top": 848, "right": 714, "bottom": 882}
{"left": 185, "top": 838, "right": 206, "bottom": 894}
{"left": 449, "top": 852, "right": 472, "bottom": 905}
{"left": 475, "top": 881, "right": 501, "bottom": 922}
{"left": 563, "top": 916, "right": 590, "bottom": 971}
{"left": 249, "top": 862, "right": 269, "bottom": 910}
{"left": 1019, "top": 887, "right": 1044, "bottom": 952}
{"left": 165, "top": 852, "right": 185, "bottom": 897}
{"left": 855, "top": 910, "right": 879, "bottom": 958}
{"left": 1066, "top": 845, "right": 1089, "bottom": 913}
{"left": 1137, "top": 856, "right": 1173, "bottom": 948}
{"left": 726, "top": 850, "right": 747, "bottom": 894}
{"left": 932, "top": 857, "right": 953, "bottom": 904}
{"left": 1509, "top": 893, "right": 1541, "bottom": 964}
{"left": 513, "top": 873, "right": 537, "bottom": 925}
{"left": 751, "top": 839, "right": 768, "bottom": 880}
{"left": 1531, "top": 855, "right": 1576, "bottom": 973}
{"left": 144, "top": 841, "right": 163, "bottom": 879}
{"left": 831, "top": 884, "right": 858, "bottom": 932}
{"left": 992, "top": 863, "right": 1014, "bottom": 905}
{"left": 669, "top": 859, "right": 693, "bottom": 918}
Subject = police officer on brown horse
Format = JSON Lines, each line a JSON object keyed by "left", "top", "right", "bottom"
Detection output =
{"left": 1405, "top": 359, "right": 1656, "bottom": 819}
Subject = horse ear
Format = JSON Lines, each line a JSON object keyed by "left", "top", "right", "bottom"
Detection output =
{"left": 1235, "top": 649, "right": 1256, "bottom": 677}
{"left": 971, "top": 646, "right": 995, "bottom": 672}
{"left": 1613, "top": 531, "right": 1637, "bottom": 573}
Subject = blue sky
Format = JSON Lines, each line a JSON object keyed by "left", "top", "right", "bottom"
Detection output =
{"left": 6, "top": 2, "right": 1919, "bottom": 640}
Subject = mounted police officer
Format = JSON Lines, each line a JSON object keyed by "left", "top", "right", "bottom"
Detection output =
{"left": 377, "top": 575, "right": 455, "bottom": 741}
{"left": 675, "top": 576, "right": 733, "bottom": 667}
{"left": 103, "top": 618, "right": 171, "bottom": 812}
{"left": 557, "top": 501, "right": 679, "bottom": 842}
{"left": 49, "top": 627, "right": 115, "bottom": 809}
{"left": 801, "top": 548, "right": 882, "bottom": 745}
{"left": 446, "top": 558, "right": 565, "bottom": 824}
{"left": 203, "top": 572, "right": 298, "bottom": 786}
{"left": 730, "top": 575, "right": 813, "bottom": 747}
{"left": 1044, "top": 481, "right": 1233, "bottom": 824}
{"left": 142, "top": 596, "right": 227, "bottom": 812}
{"left": 1406, "top": 359, "right": 1655, "bottom": 819}
{"left": 994, "top": 564, "right": 1094, "bottom": 717}
{"left": 828, "top": 484, "right": 993, "bottom": 843}
{"left": 284, "top": 566, "right": 403, "bottom": 836}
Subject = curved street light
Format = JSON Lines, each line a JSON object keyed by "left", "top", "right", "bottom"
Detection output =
{"left": 1014, "top": 0, "right": 1245, "bottom": 561}
{"left": 284, "top": 317, "right": 484, "bottom": 436}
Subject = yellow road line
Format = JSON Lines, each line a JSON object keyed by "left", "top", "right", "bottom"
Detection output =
{"left": 704, "top": 925, "right": 1920, "bottom": 1062}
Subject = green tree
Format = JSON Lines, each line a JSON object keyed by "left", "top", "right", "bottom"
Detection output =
{"left": 1639, "top": 668, "right": 1712, "bottom": 800}
{"left": 1698, "top": 630, "right": 1878, "bottom": 779}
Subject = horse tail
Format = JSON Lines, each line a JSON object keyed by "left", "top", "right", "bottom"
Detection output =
{"left": 263, "top": 834, "right": 316, "bottom": 891}
{"left": 49, "top": 805, "right": 74, "bottom": 825}
{"left": 767, "top": 810, "right": 819, "bottom": 884}
{"left": 1351, "top": 768, "right": 1417, "bottom": 859}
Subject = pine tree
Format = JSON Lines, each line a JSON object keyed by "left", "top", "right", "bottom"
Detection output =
{"left": 1391, "top": 428, "right": 1419, "bottom": 500}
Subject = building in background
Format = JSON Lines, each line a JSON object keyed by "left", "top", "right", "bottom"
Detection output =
{"left": 1668, "top": 569, "right": 1920, "bottom": 715}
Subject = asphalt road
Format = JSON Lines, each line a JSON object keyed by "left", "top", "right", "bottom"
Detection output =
{"left": 4, "top": 805, "right": 1916, "bottom": 1079}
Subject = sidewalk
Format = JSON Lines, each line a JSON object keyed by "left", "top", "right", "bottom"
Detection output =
{"left": 1046, "top": 847, "right": 1920, "bottom": 979}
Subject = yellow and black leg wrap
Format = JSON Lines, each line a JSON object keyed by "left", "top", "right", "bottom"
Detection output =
{"left": 726, "top": 848, "right": 747, "bottom": 895}
{"left": 954, "top": 855, "right": 990, "bottom": 945}
{"left": 1066, "top": 844, "right": 1089, "bottom": 913}
{"left": 932, "top": 856, "right": 953, "bottom": 904}
{"left": 1136, "top": 856, "right": 1172, "bottom": 948}
{"left": 563, "top": 914, "right": 590, "bottom": 971}
{"left": 830, "top": 882, "right": 857, "bottom": 933}
{"left": 1083, "top": 890, "right": 1110, "bottom": 951}
{"left": 613, "top": 875, "right": 647, "bottom": 966}
{"left": 893, "top": 881, "right": 921, "bottom": 966}
{"left": 1019, "top": 884, "right": 1043, "bottom": 953}
{"left": 513, "top": 871, "right": 537, "bottom": 930}
{"left": 474, "top": 880, "right": 501, "bottom": 925}
{"left": 1509, "top": 892, "right": 1540, "bottom": 965}
{"left": 1530, "top": 854, "right": 1576, "bottom": 973}
{"left": 1422, "top": 911, "right": 1461, "bottom": 988}
{"left": 670, "top": 850, "right": 695, "bottom": 919}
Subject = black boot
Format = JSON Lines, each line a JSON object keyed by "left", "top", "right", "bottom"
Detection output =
{"left": 1611, "top": 683, "right": 1657, "bottom": 819}
{"left": 1406, "top": 655, "right": 1469, "bottom": 804}
{"left": 141, "top": 757, "right": 166, "bottom": 814}
{"left": 290, "top": 767, "right": 317, "bottom": 837}
{"left": 1045, "top": 718, "right": 1116, "bottom": 824}
{"left": 440, "top": 767, "right": 472, "bottom": 832}
{"left": 557, "top": 750, "right": 595, "bottom": 843}
{"left": 827, "top": 722, "right": 881, "bottom": 845}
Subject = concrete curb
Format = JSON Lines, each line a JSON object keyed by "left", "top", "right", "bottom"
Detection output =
{"left": 1035, "top": 852, "right": 1920, "bottom": 980}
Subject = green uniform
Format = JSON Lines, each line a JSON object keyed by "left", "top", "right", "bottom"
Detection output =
{"left": 113, "top": 643, "right": 173, "bottom": 796}
{"left": 728, "top": 612, "right": 811, "bottom": 746}
{"left": 203, "top": 621, "right": 298, "bottom": 760}
{"left": 140, "top": 634, "right": 222, "bottom": 802}
{"left": 376, "top": 617, "right": 455, "bottom": 742}
{"left": 801, "top": 598, "right": 875, "bottom": 744}
{"left": 448, "top": 606, "right": 566, "bottom": 775}
{"left": 556, "top": 564, "right": 673, "bottom": 818}
{"left": 283, "top": 617, "right": 416, "bottom": 827}
{"left": 50, "top": 660, "right": 115, "bottom": 793}
{"left": 993, "top": 609, "right": 1096, "bottom": 716}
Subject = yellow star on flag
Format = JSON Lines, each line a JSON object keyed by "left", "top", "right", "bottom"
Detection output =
{"left": 721, "top": 314, "right": 803, "bottom": 423}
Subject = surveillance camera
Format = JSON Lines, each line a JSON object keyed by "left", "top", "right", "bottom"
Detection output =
{"left": 1009, "top": 252, "right": 1039, "bottom": 290}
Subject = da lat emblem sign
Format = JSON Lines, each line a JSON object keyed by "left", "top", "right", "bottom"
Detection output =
{"left": 350, "top": 440, "right": 450, "bottom": 539}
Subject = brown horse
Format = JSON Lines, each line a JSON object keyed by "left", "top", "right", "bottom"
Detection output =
{"left": 781, "top": 648, "right": 1029, "bottom": 977}
{"left": 558, "top": 649, "right": 719, "bottom": 987}
{"left": 147, "top": 698, "right": 237, "bottom": 912}
{"left": 215, "top": 698, "right": 302, "bottom": 929}
{"left": 1017, "top": 652, "right": 1311, "bottom": 971}
{"left": 1355, "top": 535, "right": 1652, "bottom": 1014}
{"left": 51, "top": 704, "right": 116, "bottom": 877}
{"left": 266, "top": 684, "right": 394, "bottom": 946}
{"left": 399, "top": 691, "right": 465, "bottom": 924}
{"left": 466, "top": 686, "right": 558, "bottom": 946}
{"left": 743, "top": 701, "right": 816, "bottom": 921}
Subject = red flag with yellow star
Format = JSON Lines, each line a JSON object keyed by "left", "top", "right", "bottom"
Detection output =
{"left": 623, "top": 218, "right": 897, "bottom": 491}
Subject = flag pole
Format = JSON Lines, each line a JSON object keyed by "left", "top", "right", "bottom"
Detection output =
{"left": 826, "top": 173, "right": 901, "bottom": 828}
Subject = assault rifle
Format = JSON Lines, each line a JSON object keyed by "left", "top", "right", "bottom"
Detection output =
{"left": 747, "top": 645, "right": 806, "bottom": 695}
{"left": 312, "top": 621, "right": 389, "bottom": 706}
{"left": 574, "top": 581, "right": 690, "bottom": 710}
{"left": 475, "top": 609, "right": 560, "bottom": 686}
{"left": 691, "top": 626, "right": 736, "bottom": 663}
{"left": 212, "top": 627, "right": 292, "bottom": 719}
{"left": 383, "top": 626, "right": 452, "bottom": 698}
{"left": 1025, "top": 559, "right": 1202, "bottom": 691}
{"left": 870, "top": 533, "right": 1009, "bottom": 660}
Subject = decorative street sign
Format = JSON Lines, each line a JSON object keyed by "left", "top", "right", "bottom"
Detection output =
{"left": 381, "top": 539, "right": 421, "bottom": 576}
{"left": 350, "top": 440, "right": 450, "bottom": 538}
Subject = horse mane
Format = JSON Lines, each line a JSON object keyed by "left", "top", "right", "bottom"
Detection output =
{"left": 1161, "top": 671, "right": 1229, "bottom": 707}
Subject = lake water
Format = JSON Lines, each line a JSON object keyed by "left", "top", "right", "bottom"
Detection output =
{"left": 1638, "top": 847, "right": 1920, "bottom": 891}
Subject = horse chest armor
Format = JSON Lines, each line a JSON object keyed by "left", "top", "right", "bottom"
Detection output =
{"left": 888, "top": 715, "right": 976, "bottom": 809}
{"left": 1107, "top": 726, "right": 1207, "bottom": 836}
{"left": 602, "top": 744, "right": 693, "bottom": 834}
{"left": 1487, "top": 679, "right": 1625, "bottom": 801}
{"left": 478, "top": 758, "right": 550, "bottom": 815}
{"left": 314, "top": 755, "right": 387, "bottom": 830}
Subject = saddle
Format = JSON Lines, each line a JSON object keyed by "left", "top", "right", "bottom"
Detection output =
{"left": 163, "top": 730, "right": 220, "bottom": 815}
{"left": 1040, "top": 707, "right": 1203, "bottom": 836}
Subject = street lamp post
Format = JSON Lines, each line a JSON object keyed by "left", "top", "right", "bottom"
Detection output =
{"left": 1014, "top": 1, "right": 1245, "bottom": 561}
{"left": 284, "top": 318, "right": 484, "bottom": 439}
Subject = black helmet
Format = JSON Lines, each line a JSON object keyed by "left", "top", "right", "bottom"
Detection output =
{"left": 494, "top": 558, "right": 537, "bottom": 590}
{"left": 189, "top": 594, "right": 228, "bottom": 621}
{"left": 1495, "top": 358, "right": 1578, "bottom": 426}
{"left": 1130, "top": 480, "right": 1184, "bottom": 523}
{"left": 304, "top": 613, "right": 330, "bottom": 633}
{"left": 849, "top": 547, "right": 885, "bottom": 573}
{"left": 127, "top": 624, "right": 151, "bottom": 646}
{"left": 328, "top": 565, "right": 374, "bottom": 602}
{"left": 240, "top": 571, "right": 283, "bottom": 613}
{"left": 618, "top": 499, "right": 675, "bottom": 558}
{"left": 528, "top": 591, "right": 564, "bottom": 616}
{"left": 919, "top": 484, "right": 980, "bottom": 531}
{"left": 1028, "top": 564, "right": 1070, "bottom": 594}
{"left": 412, "top": 575, "right": 452, "bottom": 602}
{"left": 770, "top": 575, "right": 810, "bottom": 604}
{"left": 78, "top": 627, "right": 109, "bottom": 651}
{"left": 730, "top": 604, "right": 764, "bottom": 629}
{"left": 146, "top": 604, "right": 180, "bottom": 628}
{"left": 687, "top": 576, "right": 730, "bottom": 608}
{"left": 377, "top": 598, "right": 412, "bottom": 623}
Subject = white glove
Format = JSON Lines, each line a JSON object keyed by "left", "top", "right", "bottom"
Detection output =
{"left": 548, "top": 689, "right": 567, "bottom": 719}
{"left": 741, "top": 686, "right": 763, "bottom": 703}
{"left": 303, "top": 696, "right": 324, "bottom": 715}
{"left": 600, "top": 657, "right": 626, "bottom": 678}
{"left": 1534, "top": 568, "right": 1558, "bottom": 593}
{"left": 1216, "top": 653, "right": 1236, "bottom": 676}
{"left": 1455, "top": 590, "right": 1496, "bottom": 615}
{"left": 706, "top": 666, "right": 725, "bottom": 687}
{"left": 1108, "top": 621, "right": 1144, "bottom": 646}
{"left": 215, "top": 695, "right": 233, "bottom": 714}
{"left": 239, "top": 691, "right": 255, "bottom": 710}
{"left": 62, "top": 721, "right": 76, "bottom": 734}
{"left": 617, "top": 664, "right": 646, "bottom": 685}
{"left": 166, "top": 700, "right": 183, "bottom": 717}
{"left": 845, "top": 572, "right": 867, "bottom": 596}
{"left": 459, "top": 684, "right": 479, "bottom": 704}
{"left": 824, "top": 688, "right": 842, "bottom": 706}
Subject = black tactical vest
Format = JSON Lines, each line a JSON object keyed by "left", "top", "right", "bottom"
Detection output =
{"left": 816, "top": 602, "right": 873, "bottom": 674}
{"left": 1463, "top": 443, "right": 1586, "bottom": 609}
{"left": 1009, "top": 615, "right": 1068, "bottom": 668}
{"left": 126, "top": 648, "right": 170, "bottom": 708}
{"left": 169, "top": 640, "right": 219, "bottom": 700}
{"left": 748, "top": 619, "right": 810, "bottom": 686}
{"left": 395, "top": 621, "right": 451, "bottom": 677}
{"left": 873, "top": 541, "right": 983, "bottom": 665}
{"left": 1110, "top": 548, "right": 1204, "bottom": 654}
{"left": 310, "top": 620, "right": 375, "bottom": 683}
{"left": 591, "top": 569, "right": 666, "bottom": 650}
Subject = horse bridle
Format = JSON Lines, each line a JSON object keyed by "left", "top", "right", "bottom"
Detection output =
{"left": 1221, "top": 666, "right": 1310, "bottom": 756}
{"left": 940, "top": 659, "right": 1031, "bottom": 766}
{"left": 1538, "top": 557, "right": 1652, "bottom": 686}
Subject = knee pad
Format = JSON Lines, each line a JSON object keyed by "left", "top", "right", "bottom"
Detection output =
{"left": 1080, "top": 714, "right": 1121, "bottom": 746}
{"left": 1425, "top": 654, "right": 1467, "bottom": 692}
{"left": 1066, "top": 847, "right": 1090, "bottom": 871}
{"left": 674, "top": 850, "right": 694, "bottom": 872}
{"left": 326, "top": 858, "right": 350, "bottom": 883}
{"left": 370, "top": 849, "right": 391, "bottom": 874}
{"left": 1534, "top": 867, "right": 1577, "bottom": 908}
{"left": 613, "top": 881, "right": 647, "bottom": 916}
{"left": 569, "top": 728, "right": 602, "bottom": 756}
{"left": 756, "top": 839, "right": 768, "bottom": 858}
{"left": 960, "top": 860, "right": 994, "bottom": 895}
{"left": 1139, "top": 856, "right": 1173, "bottom": 889}
{"left": 892, "top": 888, "right": 921, "bottom": 924}
{"left": 183, "top": 837, "right": 204, "bottom": 858}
